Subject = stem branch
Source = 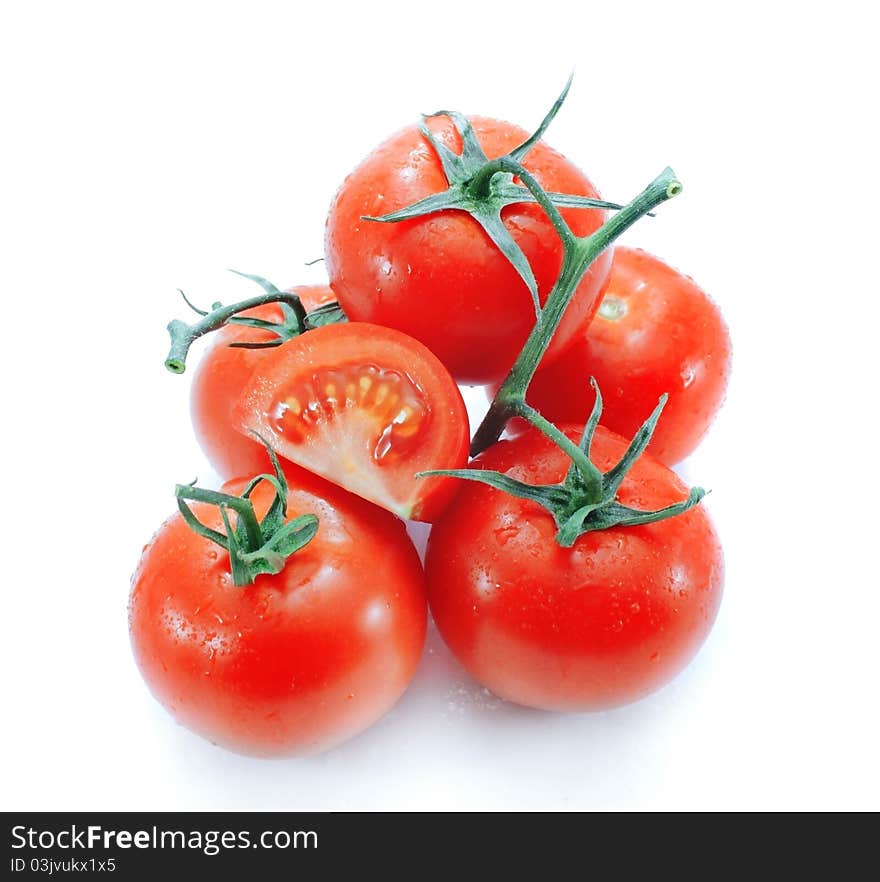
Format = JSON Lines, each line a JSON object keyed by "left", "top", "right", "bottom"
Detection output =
{"left": 165, "top": 292, "right": 307, "bottom": 374}
{"left": 467, "top": 156, "right": 576, "bottom": 248}
{"left": 471, "top": 167, "right": 681, "bottom": 456}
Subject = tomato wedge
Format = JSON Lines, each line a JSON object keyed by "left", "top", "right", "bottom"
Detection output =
{"left": 234, "top": 322, "right": 469, "bottom": 522}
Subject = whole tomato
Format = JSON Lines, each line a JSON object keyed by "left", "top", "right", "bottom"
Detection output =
{"left": 190, "top": 285, "right": 335, "bottom": 478}
{"left": 523, "top": 248, "right": 732, "bottom": 465}
{"left": 325, "top": 116, "right": 611, "bottom": 384}
{"left": 130, "top": 468, "right": 427, "bottom": 756}
{"left": 425, "top": 424, "right": 724, "bottom": 711}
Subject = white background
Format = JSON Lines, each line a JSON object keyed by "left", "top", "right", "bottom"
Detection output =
{"left": 2, "top": 1, "right": 878, "bottom": 811}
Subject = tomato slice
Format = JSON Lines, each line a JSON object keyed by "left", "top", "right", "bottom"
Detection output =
{"left": 234, "top": 322, "right": 469, "bottom": 522}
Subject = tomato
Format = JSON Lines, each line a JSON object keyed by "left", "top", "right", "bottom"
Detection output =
{"left": 425, "top": 424, "right": 723, "bottom": 711}
{"left": 191, "top": 285, "right": 337, "bottom": 479}
{"left": 190, "top": 285, "right": 336, "bottom": 479}
{"left": 523, "top": 248, "right": 732, "bottom": 465}
{"left": 325, "top": 115, "right": 612, "bottom": 384}
{"left": 234, "top": 322, "right": 469, "bottom": 521}
{"left": 129, "top": 469, "right": 427, "bottom": 756}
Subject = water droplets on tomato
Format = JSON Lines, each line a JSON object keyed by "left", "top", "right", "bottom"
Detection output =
{"left": 493, "top": 524, "right": 519, "bottom": 546}
{"left": 377, "top": 256, "right": 393, "bottom": 277}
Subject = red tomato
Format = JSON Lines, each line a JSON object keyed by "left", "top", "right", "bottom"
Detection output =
{"left": 129, "top": 470, "right": 427, "bottom": 756}
{"left": 191, "top": 285, "right": 336, "bottom": 479}
{"left": 425, "top": 424, "right": 723, "bottom": 711}
{"left": 523, "top": 248, "right": 732, "bottom": 464}
{"left": 325, "top": 116, "right": 612, "bottom": 384}
{"left": 234, "top": 322, "right": 469, "bottom": 522}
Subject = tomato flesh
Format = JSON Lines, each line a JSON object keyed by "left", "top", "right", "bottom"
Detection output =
{"left": 271, "top": 361, "right": 429, "bottom": 459}
{"left": 235, "top": 322, "right": 469, "bottom": 522}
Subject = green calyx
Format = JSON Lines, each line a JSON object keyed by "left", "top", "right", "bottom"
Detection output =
{"left": 420, "top": 379, "right": 705, "bottom": 548}
{"left": 175, "top": 437, "right": 318, "bottom": 586}
{"left": 164, "top": 270, "right": 347, "bottom": 374}
{"left": 362, "top": 75, "right": 623, "bottom": 316}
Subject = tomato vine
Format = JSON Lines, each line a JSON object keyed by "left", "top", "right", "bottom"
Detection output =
{"left": 165, "top": 270, "right": 345, "bottom": 374}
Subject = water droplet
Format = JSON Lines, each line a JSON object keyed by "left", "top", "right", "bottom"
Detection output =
{"left": 493, "top": 524, "right": 518, "bottom": 546}
{"left": 598, "top": 295, "right": 627, "bottom": 321}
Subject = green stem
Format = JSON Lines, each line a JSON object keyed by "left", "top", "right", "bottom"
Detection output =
{"left": 173, "top": 436, "right": 319, "bottom": 586}
{"left": 513, "top": 400, "right": 603, "bottom": 498}
{"left": 470, "top": 166, "right": 681, "bottom": 456}
{"left": 165, "top": 291, "right": 307, "bottom": 374}
{"left": 419, "top": 380, "right": 707, "bottom": 547}
{"left": 467, "top": 157, "right": 576, "bottom": 247}
{"left": 177, "top": 484, "right": 264, "bottom": 550}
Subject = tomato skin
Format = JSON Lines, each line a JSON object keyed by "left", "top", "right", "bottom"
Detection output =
{"left": 234, "top": 322, "right": 469, "bottom": 522}
{"left": 524, "top": 248, "right": 732, "bottom": 465}
{"left": 425, "top": 425, "right": 723, "bottom": 711}
{"left": 129, "top": 471, "right": 427, "bottom": 756}
{"left": 190, "top": 285, "right": 335, "bottom": 479}
{"left": 325, "top": 116, "right": 612, "bottom": 384}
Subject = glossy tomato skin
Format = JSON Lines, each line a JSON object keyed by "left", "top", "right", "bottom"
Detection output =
{"left": 234, "top": 322, "right": 469, "bottom": 523}
{"left": 190, "top": 285, "right": 335, "bottom": 479}
{"left": 325, "top": 116, "right": 612, "bottom": 384}
{"left": 129, "top": 471, "right": 427, "bottom": 756}
{"left": 524, "top": 248, "right": 732, "bottom": 465}
{"left": 425, "top": 425, "right": 723, "bottom": 711}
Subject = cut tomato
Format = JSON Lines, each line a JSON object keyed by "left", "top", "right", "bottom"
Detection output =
{"left": 234, "top": 322, "right": 469, "bottom": 522}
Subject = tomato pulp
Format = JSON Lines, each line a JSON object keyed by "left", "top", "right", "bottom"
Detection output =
{"left": 234, "top": 322, "right": 469, "bottom": 522}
